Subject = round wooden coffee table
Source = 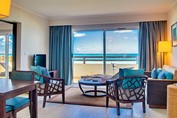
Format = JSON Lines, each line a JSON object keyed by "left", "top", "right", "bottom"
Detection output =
{"left": 78, "top": 76, "right": 109, "bottom": 97}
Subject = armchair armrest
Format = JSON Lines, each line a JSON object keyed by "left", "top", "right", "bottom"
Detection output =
{"left": 49, "top": 70, "right": 58, "bottom": 78}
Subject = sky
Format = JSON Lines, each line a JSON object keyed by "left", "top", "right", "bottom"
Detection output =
{"left": 73, "top": 30, "right": 138, "bottom": 54}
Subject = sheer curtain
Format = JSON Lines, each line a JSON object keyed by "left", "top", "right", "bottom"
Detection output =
{"left": 139, "top": 21, "right": 167, "bottom": 71}
{"left": 49, "top": 25, "right": 73, "bottom": 85}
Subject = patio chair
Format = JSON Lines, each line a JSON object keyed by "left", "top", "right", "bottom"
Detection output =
{"left": 106, "top": 75, "right": 148, "bottom": 115}
{"left": 31, "top": 66, "right": 65, "bottom": 108}
{"left": 8, "top": 70, "right": 34, "bottom": 118}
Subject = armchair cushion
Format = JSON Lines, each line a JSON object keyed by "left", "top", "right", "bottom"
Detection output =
{"left": 151, "top": 68, "right": 158, "bottom": 79}
{"left": 38, "top": 66, "right": 51, "bottom": 77}
{"left": 164, "top": 71, "right": 173, "bottom": 80}
{"left": 37, "top": 66, "right": 51, "bottom": 83}
{"left": 6, "top": 106, "right": 12, "bottom": 112}
{"left": 157, "top": 71, "right": 166, "bottom": 79}
{"left": 111, "top": 67, "right": 133, "bottom": 80}
{"left": 122, "top": 69, "right": 144, "bottom": 89}
{"left": 6, "top": 97, "right": 30, "bottom": 109}
{"left": 30, "top": 66, "right": 44, "bottom": 83}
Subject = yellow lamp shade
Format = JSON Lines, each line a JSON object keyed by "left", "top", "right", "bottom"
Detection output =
{"left": 158, "top": 41, "right": 172, "bottom": 52}
{"left": 0, "top": 0, "right": 11, "bottom": 19}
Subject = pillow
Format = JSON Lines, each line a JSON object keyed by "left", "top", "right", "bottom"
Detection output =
{"left": 30, "top": 66, "right": 44, "bottom": 83}
{"left": 37, "top": 66, "right": 51, "bottom": 83}
{"left": 164, "top": 71, "right": 173, "bottom": 80}
{"left": 110, "top": 67, "right": 133, "bottom": 80}
{"left": 37, "top": 66, "right": 51, "bottom": 77}
{"left": 124, "top": 69, "right": 144, "bottom": 76}
{"left": 119, "top": 67, "right": 134, "bottom": 78}
{"left": 122, "top": 69, "right": 144, "bottom": 89}
{"left": 151, "top": 68, "right": 158, "bottom": 79}
{"left": 157, "top": 68, "right": 162, "bottom": 75}
{"left": 157, "top": 71, "right": 166, "bottom": 79}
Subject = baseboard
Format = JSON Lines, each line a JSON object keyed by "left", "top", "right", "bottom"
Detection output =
{"left": 149, "top": 104, "right": 166, "bottom": 109}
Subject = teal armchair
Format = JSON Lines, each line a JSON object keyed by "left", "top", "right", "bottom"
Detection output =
{"left": 30, "top": 66, "right": 65, "bottom": 108}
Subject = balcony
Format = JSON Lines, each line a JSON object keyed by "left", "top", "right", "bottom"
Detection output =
{"left": 73, "top": 54, "right": 138, "bottom": 83}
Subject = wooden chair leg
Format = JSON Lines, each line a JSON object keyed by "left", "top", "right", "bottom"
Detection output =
{"left": 116, "top": 102, "right": 120, "bottom": 116}
{"left": 62, "top": 92, "right": 65, "bottom": 103}
{"left": 142, "top": 101, "right": 146, "bottom": 113}
{"left": 106, "top": 96, "right": 109, "bottom": 107}
{"left": 12, "top": 111, "right": 17, "bottom": 118}
{"left": 43, "top": 95, "right": 47, "bottom": 108}
{"left": 29, "top": 102, "right": 33, "bottom": 118}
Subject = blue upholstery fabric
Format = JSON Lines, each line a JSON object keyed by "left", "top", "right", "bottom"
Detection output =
{"left": 30, "top": 66, "right": 44, "bottom": 83}
{"left": 49, "top": 26, "right": 73, "bottom": 85}
{"left": 111, "top": 67, "right": 133, "bottom": 80}
{"left": 164, "top": 71, "right": 173, "bottom": 80}
{"left": 151, "top": 68, "right": 158, "bottom": 79}
{"left": 6, "top": 105, "right": 12, "bottom": 112}
{"left": 11, "top": 71, "right": 33, "bottom": 81}
{"left": 6, "top": 97, "right": 30, "bottom": 110}
{"left": 122, "top": 69, "right": 144, "bottom": 89}
{"left": 124, "top": 69, "right": 144, "bottom": 76}
{"left": 157, "top": 68, "right": 162, "bottom": 74}
{"left": 157, "top": 71, "right": 166, "bottom": 79}
{"left": 37, "top": 66, "right": 51, "bottom": 83}
{"left": 38, "top": 66, "right": 51, "bottom": 77}
{"left": 139, "top": 21, "right": 167, "bottom": 71}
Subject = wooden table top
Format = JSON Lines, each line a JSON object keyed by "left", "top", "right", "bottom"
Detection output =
{"left": 0, "top": 79, "right": 38, "bottom": 95}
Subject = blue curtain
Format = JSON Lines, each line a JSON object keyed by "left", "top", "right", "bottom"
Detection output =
{"left": 49, "top": 26, "right": 73, "bottom": 85}
{"left": 139, "top": 21, "right": 167, "bottom": 71}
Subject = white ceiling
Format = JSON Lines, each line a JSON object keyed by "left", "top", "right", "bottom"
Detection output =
{"left": 12, "top": 0, "right": 177, "bottom": 19}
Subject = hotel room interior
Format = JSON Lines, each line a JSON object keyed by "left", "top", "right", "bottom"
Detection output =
{"left": 0, "top": 0, "right": 177, "bottom": 118}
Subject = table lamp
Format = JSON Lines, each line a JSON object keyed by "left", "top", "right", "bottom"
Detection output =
{"left": 0, "top": 0, "right": 11, "bottom": 19}
{"left": 158, "top": 41, "right": 171, "bottom": 65}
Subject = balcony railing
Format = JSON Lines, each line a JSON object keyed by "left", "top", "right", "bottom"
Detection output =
{"left": 73, "top": 54, "right": 138, "bottom": 64}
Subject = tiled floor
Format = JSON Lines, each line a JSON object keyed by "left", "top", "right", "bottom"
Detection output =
{"left": 17, "top": 96, "right": 167, "bottom": 118}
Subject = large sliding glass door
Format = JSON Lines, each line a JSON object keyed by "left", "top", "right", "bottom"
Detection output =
{"left": 73, "top": 31, "right": 104, "bottom": 83}
{"left": 0, "top": 22, "right": 13, "bottom": 78}
{"left": 73, "top": 29, "right": 139, "bottom": 83}
{"left": 105, "top": 30, "right": 139, "bottom": 75}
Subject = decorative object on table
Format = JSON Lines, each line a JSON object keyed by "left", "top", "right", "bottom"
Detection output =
{"left": 158, "top": 41, "right": 171, "bottom": 65}
{"left": 0, "top": 0, "right": 11, "bottom": 19}
{"left": 171, "top": 22, "right": 177, "bottom": 47}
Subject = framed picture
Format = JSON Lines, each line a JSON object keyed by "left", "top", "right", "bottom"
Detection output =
{"left": 172, "top": 22, "right": 177, "bottom": 47}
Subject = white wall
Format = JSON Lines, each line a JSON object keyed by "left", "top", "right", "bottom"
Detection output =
{"left": 167, "top": 3, "right": 177, "bottom": 67}
{"left": 49, "top": 13, "right": 167, "bottom": 26}
{"left": 5, "top": 5, "right": 49, "bottom": 70}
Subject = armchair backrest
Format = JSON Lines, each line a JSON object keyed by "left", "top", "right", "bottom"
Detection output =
{"left": 115, "top": 75, "right": 148, "bottom": 101}
{"left": 11, "top": 71, "right": 34, "bottom": 81}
